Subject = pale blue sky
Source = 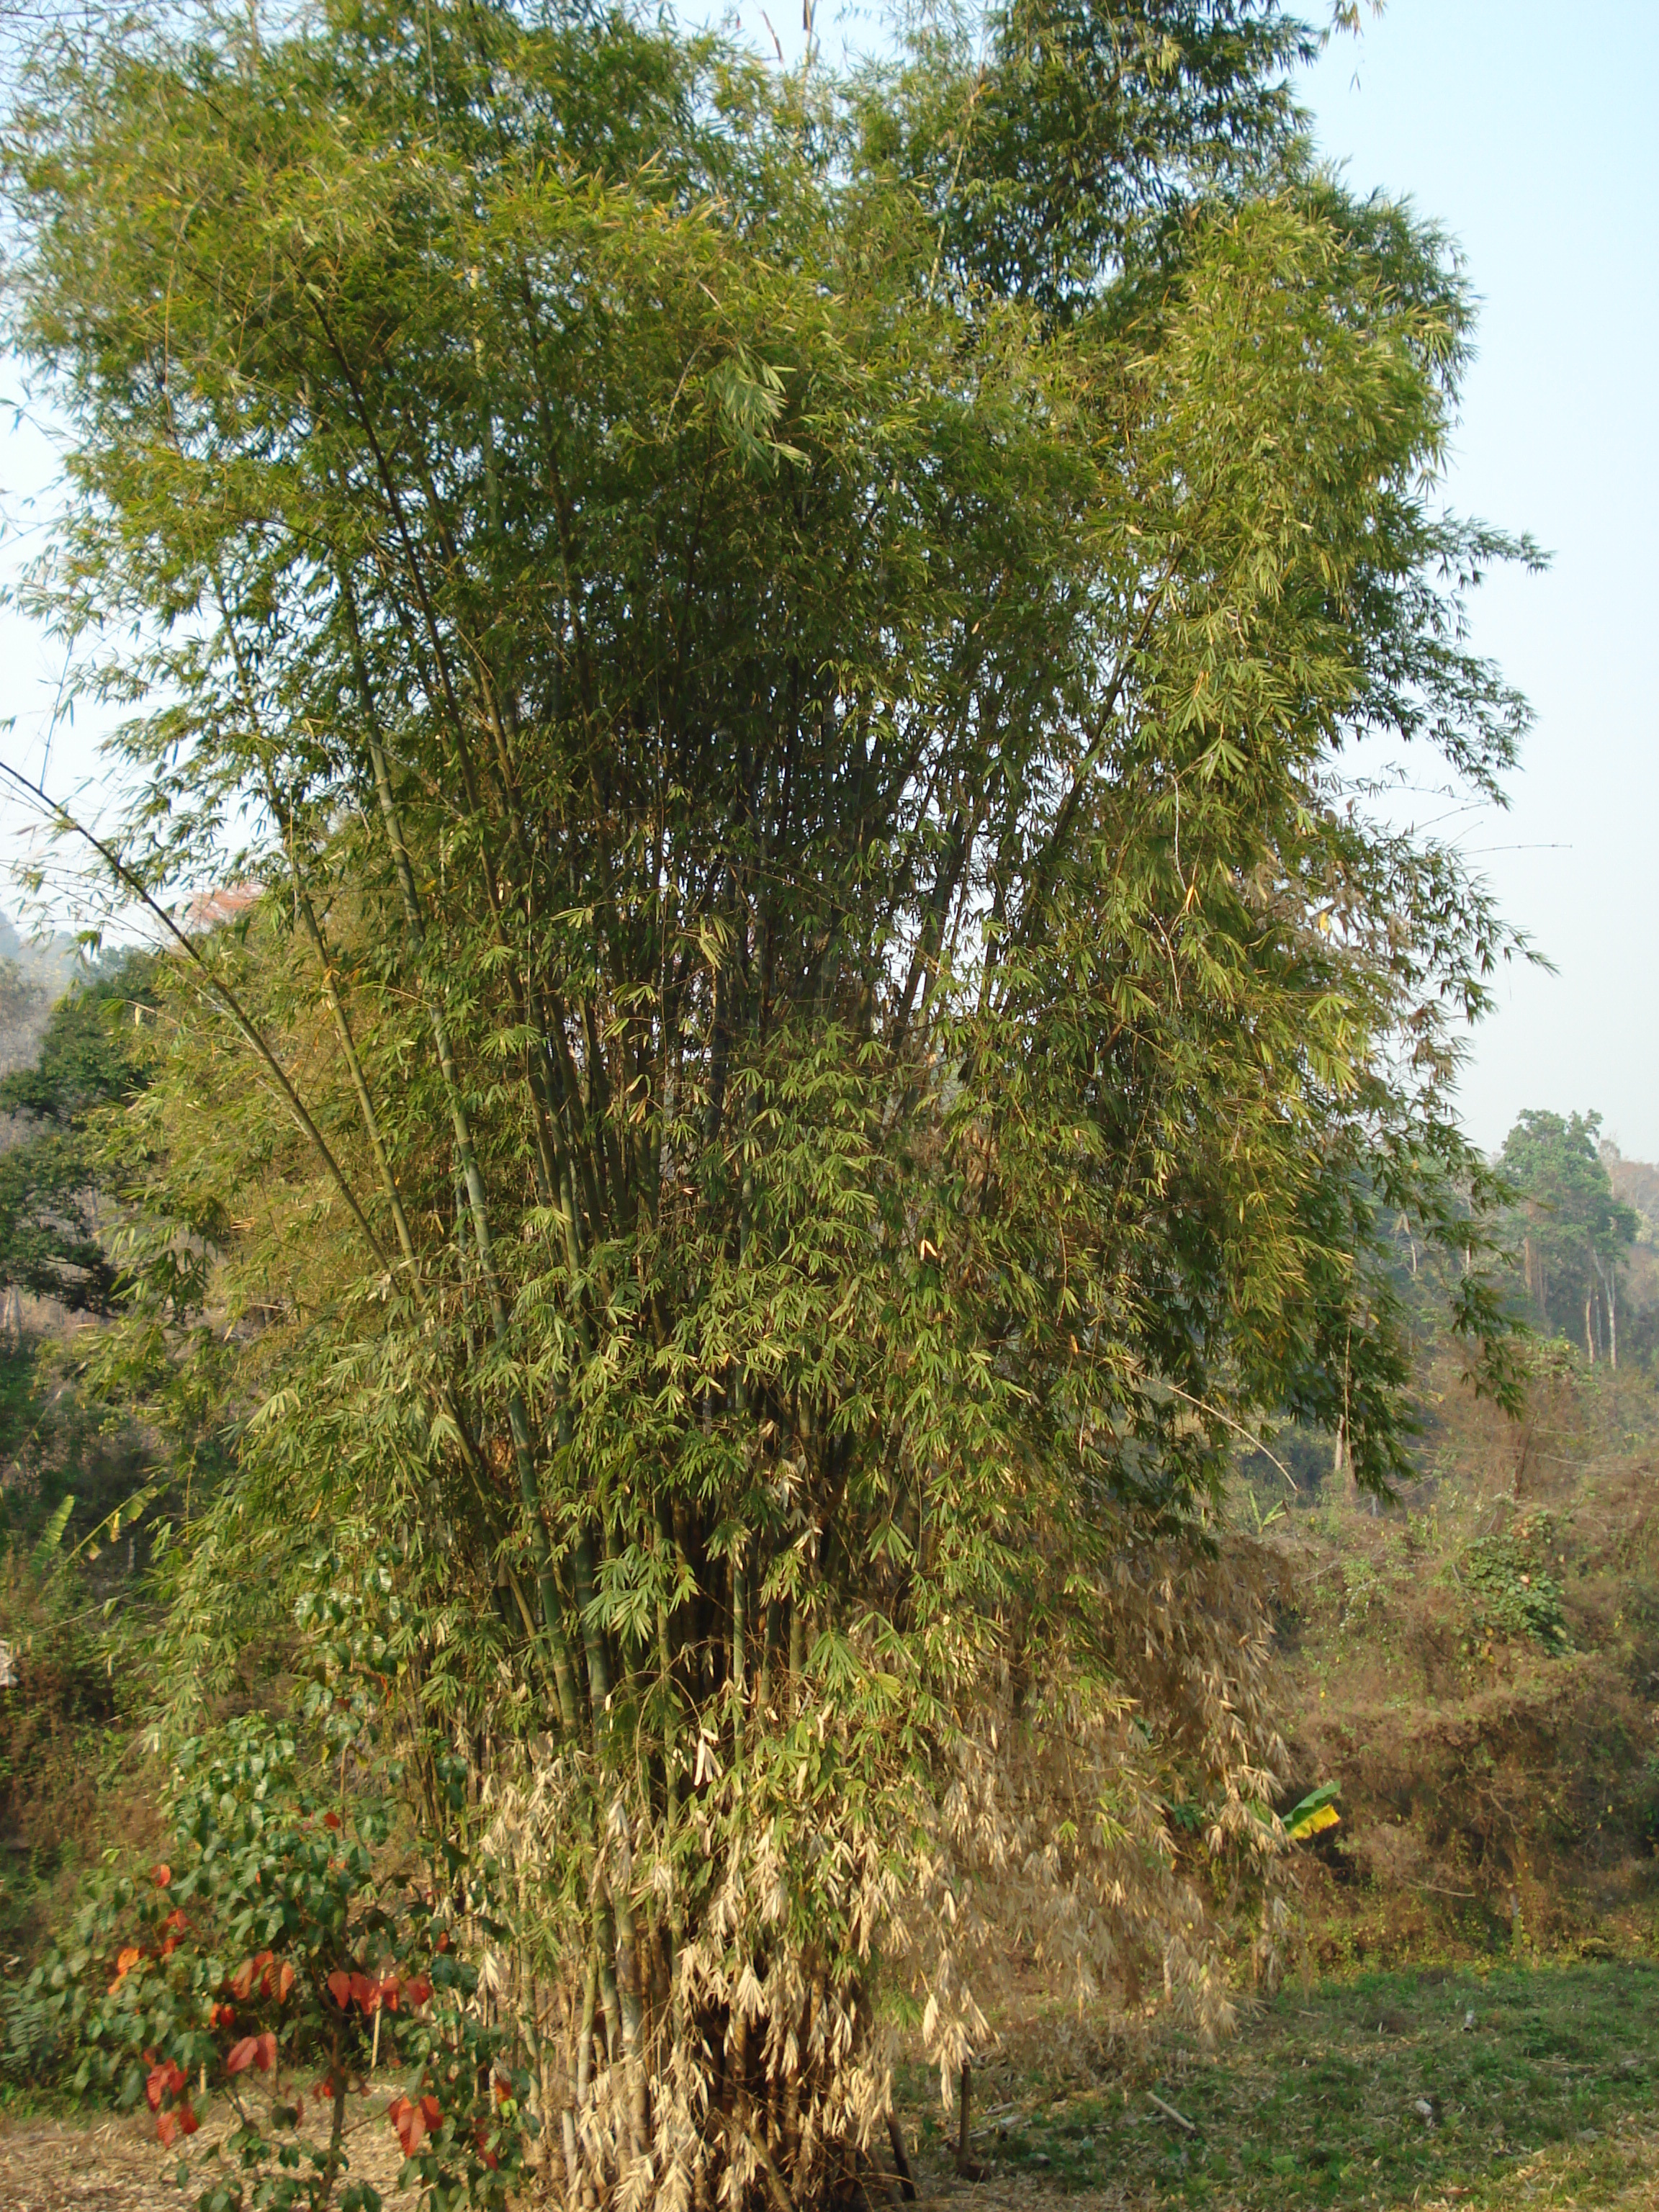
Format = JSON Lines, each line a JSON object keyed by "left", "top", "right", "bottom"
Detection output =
{"left": 3, "top": 1, "right": 1655, "bottom": 1156}
{"left": 1300, "top": 1, "right": 1659, "bottom": 1159}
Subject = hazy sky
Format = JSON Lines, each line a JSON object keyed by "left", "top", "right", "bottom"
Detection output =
{"left": 2, "top": 0, "right": 1654, "bottom": 1156}
{"left": 1300, "top": 1, "right": 1659, "bottom": 1159}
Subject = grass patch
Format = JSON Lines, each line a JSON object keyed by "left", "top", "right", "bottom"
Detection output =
{"left": 897, "top": 1960, "right": 1659, "bottom": 2208}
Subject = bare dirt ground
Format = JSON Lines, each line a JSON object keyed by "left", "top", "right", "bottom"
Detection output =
{"left": 0, "top": 2086, "right": 421, "bottom": 2212}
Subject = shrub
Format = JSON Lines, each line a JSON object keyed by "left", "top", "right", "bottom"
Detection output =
{"left": 13, "top": 1716, "right": 531, "bottom": 2211}
{"left": 1459, "top": 1519, "right": 1570, "bottom": 1653}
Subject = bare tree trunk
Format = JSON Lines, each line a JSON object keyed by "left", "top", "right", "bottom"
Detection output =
{"left": 886, "top": 2117, "right": 917, "bottom": 2202}
{"left": 955, "top": 2063, "right": 987, "bottom": 2182}
{"left": 1594, "top": 1251, "right": 1619, "bottom": 1370}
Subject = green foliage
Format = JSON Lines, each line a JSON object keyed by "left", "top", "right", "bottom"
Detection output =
{"left": 1459, "top": 1519, "right": 1570, "bottom": 1654}
{"left": 873, "top": 0, "right": 1321, "bottom": 316}
{"left": 13, "top": 1715, "right": 531, "bottom": 2211}
{"left": 0, "top": 1328, "right": 156, "bottom": 1555}
{"left": 0, "top": 1338, "right": 157, "bottom": 1986}
{"left": 0, "top": 1533, "right": 130, "bottom": 1989}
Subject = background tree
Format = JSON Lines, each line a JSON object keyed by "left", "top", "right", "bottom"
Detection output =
{"left": 0, "top": 907, "right": 79, "bottom": 1076}
{"left": 1501, "top": 1109, "right": 1635, "bottom": 1364}
{"left": 0, "top": 952, "right": 156, "bottom": 1314}
{"left": 3, "top": 1, "right": 1532, "bottom": 2203}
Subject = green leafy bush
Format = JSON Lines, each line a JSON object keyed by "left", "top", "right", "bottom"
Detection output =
{"left": 12, "top": 1717, "right": 531, "bottom": 2211}
{"left": 1460, "top": 1519, "right": 1570, "bottom": 1653}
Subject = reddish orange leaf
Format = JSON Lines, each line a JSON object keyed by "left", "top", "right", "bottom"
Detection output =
{"left": 326, "top": 1969, "right": 352, "bottom": 2010}
{"left": 146, "top": 2059, "right": 185, "bottom": 2112}
{"left": 227, "top": 2036, "right": 259, "bottom": 2075}
{"left": 109, "top": 1944, "right": 145, "bottom": 1995}
{"left": 229, "top": 1959, "right": 256, "bottom": 2001}
{"left": 253, "top": 2033, "right": 278, "bottom": 2073}
{"left": 323, "top": 1810, "right": 342, "bottom": 1830}
{"left": 151, "top": 1863, "right": 171, "bottom": 1887}
{"left": 388, "top": 2092, "right": 428, "bottom": 2157}
{"left": 276, "top": 1961, "right": 295, "bottom": 2002}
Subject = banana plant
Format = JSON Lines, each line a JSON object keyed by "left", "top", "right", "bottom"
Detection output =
{"left": 1284, "top": 1783, "right": 1342, "bottom": 1841}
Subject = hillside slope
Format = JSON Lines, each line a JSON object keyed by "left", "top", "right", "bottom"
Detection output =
{"left": 1266, "top": 1349, "right": 1659, "bottom": 1963}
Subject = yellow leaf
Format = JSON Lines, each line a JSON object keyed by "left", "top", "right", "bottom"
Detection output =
{"left": 1289, "top": 1803, "right": 1341, "bottom": 1839}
